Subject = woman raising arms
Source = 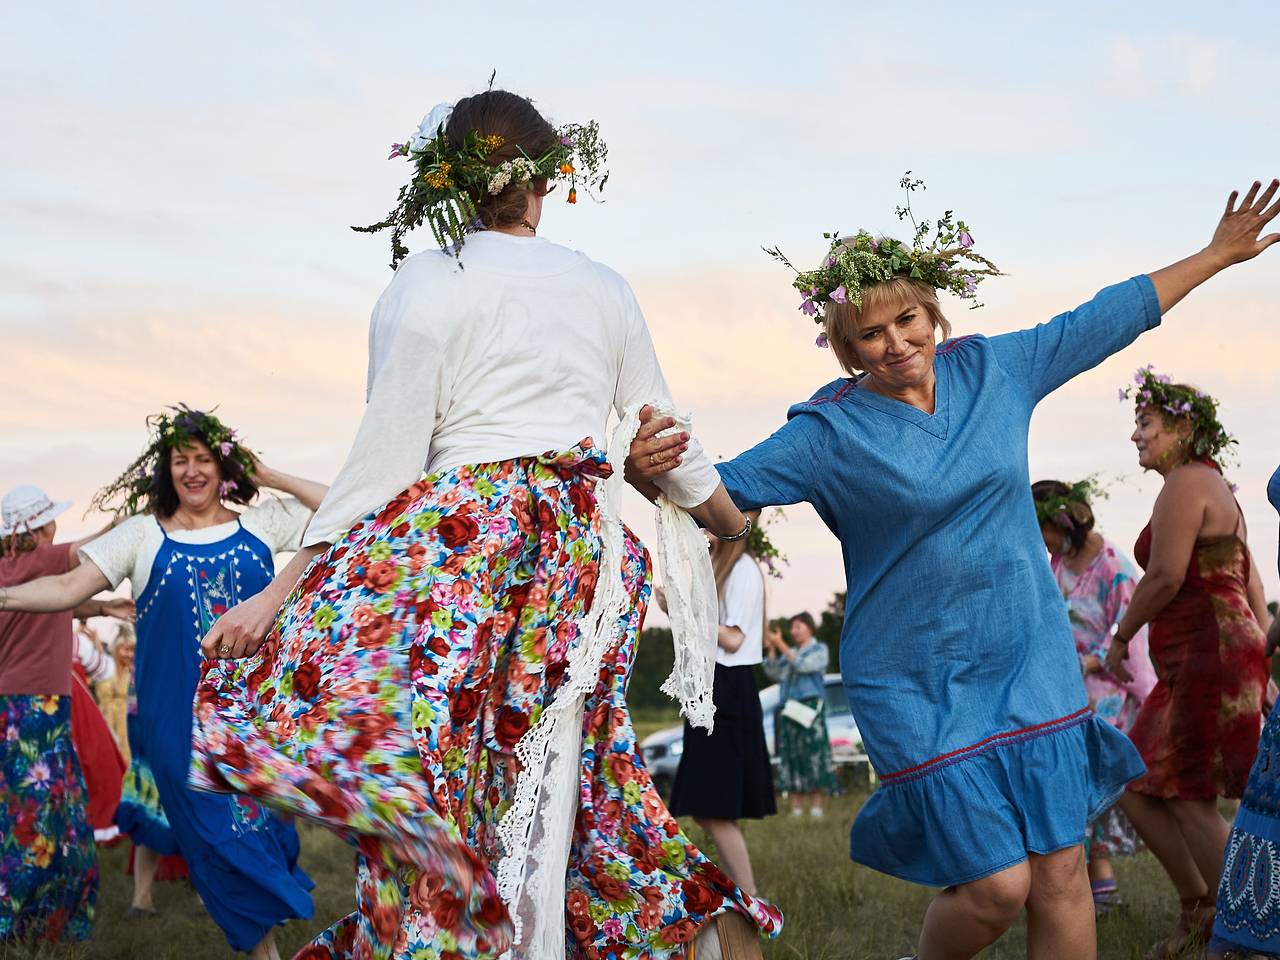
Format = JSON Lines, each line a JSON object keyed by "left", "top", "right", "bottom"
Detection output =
{"left": 631, "top": 178, "right": 1280, "bottom": 960}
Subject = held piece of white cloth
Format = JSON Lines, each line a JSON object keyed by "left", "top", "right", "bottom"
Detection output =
{"left": 781, "top": 698, "right": 820, "bottom": 729}
{"left": 494, "top": 403, "right": 718, "bottom": 960}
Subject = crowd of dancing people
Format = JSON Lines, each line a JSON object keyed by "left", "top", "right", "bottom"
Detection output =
{"left": 2, "top": 87, "right": 1279, "bottom": 960}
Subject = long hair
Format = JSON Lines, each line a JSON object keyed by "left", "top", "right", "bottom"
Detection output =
{"left": 709, "top": 510, "right": 767, "bottom": 639}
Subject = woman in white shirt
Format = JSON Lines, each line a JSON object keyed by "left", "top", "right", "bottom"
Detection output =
{"left": 668, "top": 511, "right": 777, "bottom": 897}
{"left": 0, "top": 408, "right": 325, "bottom": 960}
{"left": 191, "top": 90, "right": 781, "bottom": 960}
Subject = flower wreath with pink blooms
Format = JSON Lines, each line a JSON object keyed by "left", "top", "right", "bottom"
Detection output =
{"left": 1120, "top": 365, "right": 1236, "bottom": 466}
{"left": 92, "top": 405, "right": 256, "bottom": 517}
{"left": 765, "top": 173, "right": 1002, "bottom": 347}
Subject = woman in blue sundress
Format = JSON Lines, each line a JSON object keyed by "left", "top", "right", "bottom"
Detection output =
{"left": 630, "top": 179, "right": 1280, "bottom": 959}
{"left": 0, "top": 408, "right": 326, "bottom": 959}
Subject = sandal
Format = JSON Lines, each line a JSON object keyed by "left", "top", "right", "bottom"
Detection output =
{"left": 687, "top": 912, "right": 763, "bottom": 960}
{"left": 1143, "top": 896, "right": 1216, "bottom": 960}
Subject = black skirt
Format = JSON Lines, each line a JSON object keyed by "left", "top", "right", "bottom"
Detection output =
{"left": 668, "top": 663, "right": 777, "bottom": 820}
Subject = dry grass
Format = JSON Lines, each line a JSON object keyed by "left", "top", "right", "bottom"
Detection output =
{"left": 1, "top": 794, "right": 1181, "bottom": 960}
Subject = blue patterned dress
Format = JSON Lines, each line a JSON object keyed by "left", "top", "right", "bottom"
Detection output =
{"left": 717, "top": 278, "right": 1156, "bottom": 886}
{"left": 1213, "top": 463, "right": 1280, "bottom": 954}
{"left": 113, "top": 520, "right": 314, "bottom": 951}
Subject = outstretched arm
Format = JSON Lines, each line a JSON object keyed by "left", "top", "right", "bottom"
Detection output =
{"left": 0, "top": 562, "right": 111, "bottom": 614}
{"left": 1149, "top": 179, "right": 1280, "bottom": 312}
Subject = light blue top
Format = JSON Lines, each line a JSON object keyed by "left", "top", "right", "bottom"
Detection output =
{"left": 762, "top": 640, "right": 828, "bottom": 702}
{"left": 716, "top": 277, "right": 1159, "bottom": 885}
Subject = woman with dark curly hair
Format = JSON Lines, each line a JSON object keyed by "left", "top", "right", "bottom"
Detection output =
{"left": 1106, "top": 371, "right": 1272, "bottom": 957}
{"left": 0, "top": 408, "right": 327, "bottom": 960}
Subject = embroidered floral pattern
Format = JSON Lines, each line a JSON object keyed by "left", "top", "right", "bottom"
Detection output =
{"left": 193, "top": 444, "right": 781, "bottom": 959}
{"left": 0, "top": 695, "right": 97, "bottom": 942}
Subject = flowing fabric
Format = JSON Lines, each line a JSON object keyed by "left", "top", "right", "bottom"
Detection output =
{"left": 192, "top": 442, "right": 782, "bottom": 960}
{"left": 68, "top": 662, "right": 125, "bottom": 839}
{"left": 115, "top": 520, "right": 313, "bottom": 951}
{"left": 0, "top": 695, "right": 97, "bottom": 942}
{"left": 1128, "top": 527, "right": 1268, "bottom": 800}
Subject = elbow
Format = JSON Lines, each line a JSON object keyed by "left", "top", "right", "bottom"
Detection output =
{"left": 1144, "top": 571, "right": 1184, "bottom": 603}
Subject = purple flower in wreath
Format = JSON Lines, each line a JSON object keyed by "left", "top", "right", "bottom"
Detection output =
{"left": 800, "top": 299, "right": 818, "bottom": 317}
{"left": 815, "top": 333, "right": 830, "bottom": 348}
{"left": 219, "top": 441, "right": 233, "bottom": 456}
{"left": 962, "top": 277, "right": 978, "bottom": 296}
{"left": 829, "top": 285, "right": 848, "bottom": 304}
{"left": 387, "top": 143, "right": 406, "bottom": 160}
{"left": 560, "top": 136, "right": 573, "bottom": 146}
{"left": 218, "top": 480, "right": 238, "bottom": 499}
{"left": 959, "top": 231, "right": 974, "bottom": 248}
{"left": 1117, "top": 388, "right": 1127, "bottom": 401}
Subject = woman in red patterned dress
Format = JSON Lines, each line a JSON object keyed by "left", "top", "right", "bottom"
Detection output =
{"left": 1106, "top": 368, "right": 1272, "bottom": 958}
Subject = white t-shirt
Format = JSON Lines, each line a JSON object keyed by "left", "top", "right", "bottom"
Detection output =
{"left": 717, "top": 553, "right": 764, "bottom": 667}
{"left": 80, "top": 498, "right": 312, "bottom": 599}
{"left": 305, "top": 231, "right": 720, "bottom": 547}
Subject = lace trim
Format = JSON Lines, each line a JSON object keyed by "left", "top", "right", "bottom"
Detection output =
{"left": 493, "top": 402, "right": 718, "bottom": 958}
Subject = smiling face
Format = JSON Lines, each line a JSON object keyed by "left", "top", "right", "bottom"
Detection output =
{"left": 848, "top": 295, "right": 939, "bottom": 392}
{"left": 168, "top": 439, "right": 223, "bottom": 512}
{"left": 1131, "top": 406, "right": 1191, "bottom": 473}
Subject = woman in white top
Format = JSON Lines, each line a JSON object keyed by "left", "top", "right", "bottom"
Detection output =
{"left": 0, "top": 408, "right": 325, "bottom": 960}
{"left": 667, "top": 511, "right": 777, "bottom": 896}
{"left": 190, "top": 90, "right": 782, "bottom": 960}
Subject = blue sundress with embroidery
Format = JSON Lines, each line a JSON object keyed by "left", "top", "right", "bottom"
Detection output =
{"left": 717, "top": 277, "right": 1157, "bottom": 886}
{"left": 115, "top": 520, "right": 313, "bottom": 950}
{"left": 1213, "top": 464, "right": 1280, "bottom": 955}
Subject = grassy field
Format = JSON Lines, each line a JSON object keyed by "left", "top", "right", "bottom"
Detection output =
{"left": 1, "top": 789, "right": 1184, "bottom": 960}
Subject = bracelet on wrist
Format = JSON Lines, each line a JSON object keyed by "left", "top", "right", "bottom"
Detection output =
{"left": 717, "top": 517, "right": 753, "bottom": 543}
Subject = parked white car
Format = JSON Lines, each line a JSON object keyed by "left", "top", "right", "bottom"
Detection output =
{"left": 639, "top": 672, "right": 867, "bottom": 799}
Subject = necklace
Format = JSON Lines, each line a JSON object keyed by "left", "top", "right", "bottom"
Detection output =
{"left": 520, "top": 219, "right": 536, "bottom": 235}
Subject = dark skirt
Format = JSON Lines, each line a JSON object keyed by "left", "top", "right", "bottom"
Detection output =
{"left": 669, "top": 663, "right": 777, "bottom": 820}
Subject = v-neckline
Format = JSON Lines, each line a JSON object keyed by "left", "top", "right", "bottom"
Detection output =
{"left": 846, "top": 361, "right": 950, "bottom": 439}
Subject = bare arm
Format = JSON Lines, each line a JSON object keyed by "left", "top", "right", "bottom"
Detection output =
{"left": 0, "top": 562, "right": 112, "bottom": 614}
{"left": 718, "top": 624, "right": 745, "bottom": 654}
{"left": 1148, "top": 179, "right": 1280, "bottom": 313}
{"left": 200, "top": 543, "right": 326, "bottom": 659}
{"left": 1107, "top": 472, "right": 1204, "bottom": 680}
{"left": 1246, "top": 553, "right": 1272, "bottom": 632}
{"left": 252, "top": 458, "right": 329, "bottom": 513}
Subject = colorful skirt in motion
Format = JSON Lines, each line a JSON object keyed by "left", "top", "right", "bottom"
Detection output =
{"left": 192, "top": 444, "right": 782, "bottom": 959}
{"left": 0, "top": 694, "right": 97, "bottom": 942}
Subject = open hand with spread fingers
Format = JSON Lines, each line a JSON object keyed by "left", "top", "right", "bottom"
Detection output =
{"left": 625, "top": 405, "right": 690, "bottom": 483}
{"left": 1207, "top": 179, "right": 1280, "bottom": 267}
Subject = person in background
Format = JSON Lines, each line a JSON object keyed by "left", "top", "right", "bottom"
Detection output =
{"left": 0, "top": 485, "right": 132, "bottom": 942}
{"left": 69, "top": 619, "right": 127, "bottom": 845}
{"left": 95, "top": 623, "right": 134, "bottom": 761}
{"left": 668, "top": 510, "right": 778, "bottom": 895}
{"left": 1033, "top": 479, "right": 1156, "bottom": 914}
{"left": 764, "top": 612, "right": 835, "bottom": 817}
{"left": 1107, "top": 369, "right": 1272, "bottom": 957}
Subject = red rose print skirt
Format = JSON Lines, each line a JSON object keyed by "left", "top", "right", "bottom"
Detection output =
{"left": 191, "top": 443, "right": 782, "bottom": 959}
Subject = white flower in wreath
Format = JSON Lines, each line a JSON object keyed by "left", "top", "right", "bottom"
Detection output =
{"left": 408, "top": 102, "right": 453, "bottom": 153}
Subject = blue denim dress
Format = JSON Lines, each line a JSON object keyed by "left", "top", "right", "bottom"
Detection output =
{"left": 717, "top": 277, "right": 1158, "bottom": 886}
{"left": 1212, "top": 463, "right": 1280, "bottom": 955}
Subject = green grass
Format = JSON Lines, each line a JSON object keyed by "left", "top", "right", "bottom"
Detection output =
{"left": 2, "top": 794, "right": 1181, "bottom": 959}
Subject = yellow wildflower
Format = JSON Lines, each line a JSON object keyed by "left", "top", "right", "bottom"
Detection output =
{"left": 482, "top": 134, "right": 505, "bottom": 153}
{"left": 559, "top": 162, "right": 574, "bottom": 175}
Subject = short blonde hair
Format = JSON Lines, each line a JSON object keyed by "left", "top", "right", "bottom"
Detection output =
{"left": 823, "top": 276, "right": 951, "bottom": 376}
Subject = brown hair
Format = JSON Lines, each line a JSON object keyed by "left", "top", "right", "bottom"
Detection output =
{"left": 710, "top": 510, "right": 767, "bottom": 639}
{"left": 446, "top": 90, "right": 558, "bottom": 230}
{"left": 149, "top": 436, "right": 259, "bottom": 520}
{"left": 789, "top": 611, "right": 817, "bottom": 635}
{"left": 1, "top": 531, "right": 39, "bottom": 556}
{"left": 823, "top": 275, "right": 952, "bottom": 376}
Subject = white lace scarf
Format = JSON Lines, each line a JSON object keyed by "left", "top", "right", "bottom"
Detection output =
{"left": 494, "top": 403, "right": 718, "bottom": 959}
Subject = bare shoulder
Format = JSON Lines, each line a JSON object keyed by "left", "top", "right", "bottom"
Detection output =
{"left": 1160, "top": 462, "right": 1222, "bottom": 499}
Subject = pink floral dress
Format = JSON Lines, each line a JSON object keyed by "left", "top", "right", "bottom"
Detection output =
{"left": 191, "top": 444, "right": 781, "bottom": 959}
{"left": 1051, "top": 537, "right": 1156, "bottom": 856}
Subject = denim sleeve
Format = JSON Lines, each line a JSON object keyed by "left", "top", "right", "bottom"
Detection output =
{"left": 716, "top": 413, "right": 822, "bottom": 511}
{"left": 989, "top": 275, "right": 1161, "bottom": 404}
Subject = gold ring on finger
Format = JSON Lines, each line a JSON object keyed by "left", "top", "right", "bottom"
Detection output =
{"left": 218, "top": 644, "right": 231, "bottom": 657}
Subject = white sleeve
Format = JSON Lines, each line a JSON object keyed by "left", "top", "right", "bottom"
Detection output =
{"left": 612, "top": 279, "right": 720, "bottom": 508}
{"left": 719, "top": 557, "right": 764, "bottom": 632}
{"left": 78, "top": 516, "right": 148, "bottom": 591}
{"left": 302, "top": 258, "right": 455, "bottom": 547}
{"left": 242, "top": 497, "right": 313, "bottom": 553}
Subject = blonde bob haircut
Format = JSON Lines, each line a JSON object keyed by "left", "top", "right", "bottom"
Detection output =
{"left": 822, "top": 271, "right": 953, "bottom": 376}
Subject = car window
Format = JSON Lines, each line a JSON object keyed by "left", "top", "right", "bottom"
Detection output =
{"left": 824, "top": 679, "right": 850, "bottom": 717}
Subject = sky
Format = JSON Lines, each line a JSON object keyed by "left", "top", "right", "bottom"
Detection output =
{"left": 4, "top": 1, "right": 1280, "bottom": 623}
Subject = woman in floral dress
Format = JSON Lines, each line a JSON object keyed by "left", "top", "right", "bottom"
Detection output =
{"left": 194, "top": 90, "right": 781, "bottom": 960}
{"left": 1033, "top": 479, "right": 1155, "bottom": 913}
{"left": 1107, "top": 370, "right": 1273, "bottom": 957}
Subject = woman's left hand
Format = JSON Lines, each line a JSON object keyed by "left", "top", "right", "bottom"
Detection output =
{"left": 100, "top": 597, "right": 137, "bottom": 623}
{"left": 1206, "top": 179, "right": 1280, "bottom": 267}
{"left": 1105, "top": 638, "right": 1134, "bottom": 684}
{"left": 201, "top": 591, "right": 280, "bottom": 660}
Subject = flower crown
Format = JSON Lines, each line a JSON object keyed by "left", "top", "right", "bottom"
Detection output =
{"left": 1033, "top": 477, "right": 1106, "bottom": 530}
{"left": 91, "top": 405, "right": 256, "bottom": 518}
{"left": 764, "top": 174, "right": 1001, "bottom": 347}
{"left": 746, "top": 509, "right": 788, "bottom": 579}
{"left": 1120, "top": 365, "right": 1236, "bottom": 464}
{"left": 355, "top": 100, "right": 609, "bottom": 267}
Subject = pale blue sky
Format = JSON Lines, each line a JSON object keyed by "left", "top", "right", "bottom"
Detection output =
{"left": 4, "top": 2, "right": 1279, "bottom": 614}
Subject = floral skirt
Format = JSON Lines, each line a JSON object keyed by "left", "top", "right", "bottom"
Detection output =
{"left": 0, "top": 695, "right": 97, "bottom": 942}
{"left": 775, "top": 698, "right": 836, "bottom": 795}
{"left": 192, "top": 445, "right": 782, "bottom": 959}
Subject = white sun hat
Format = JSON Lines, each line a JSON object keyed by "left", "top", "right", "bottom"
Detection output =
{"left": 1, "top": 485, "right": 72, "bottom": 537}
